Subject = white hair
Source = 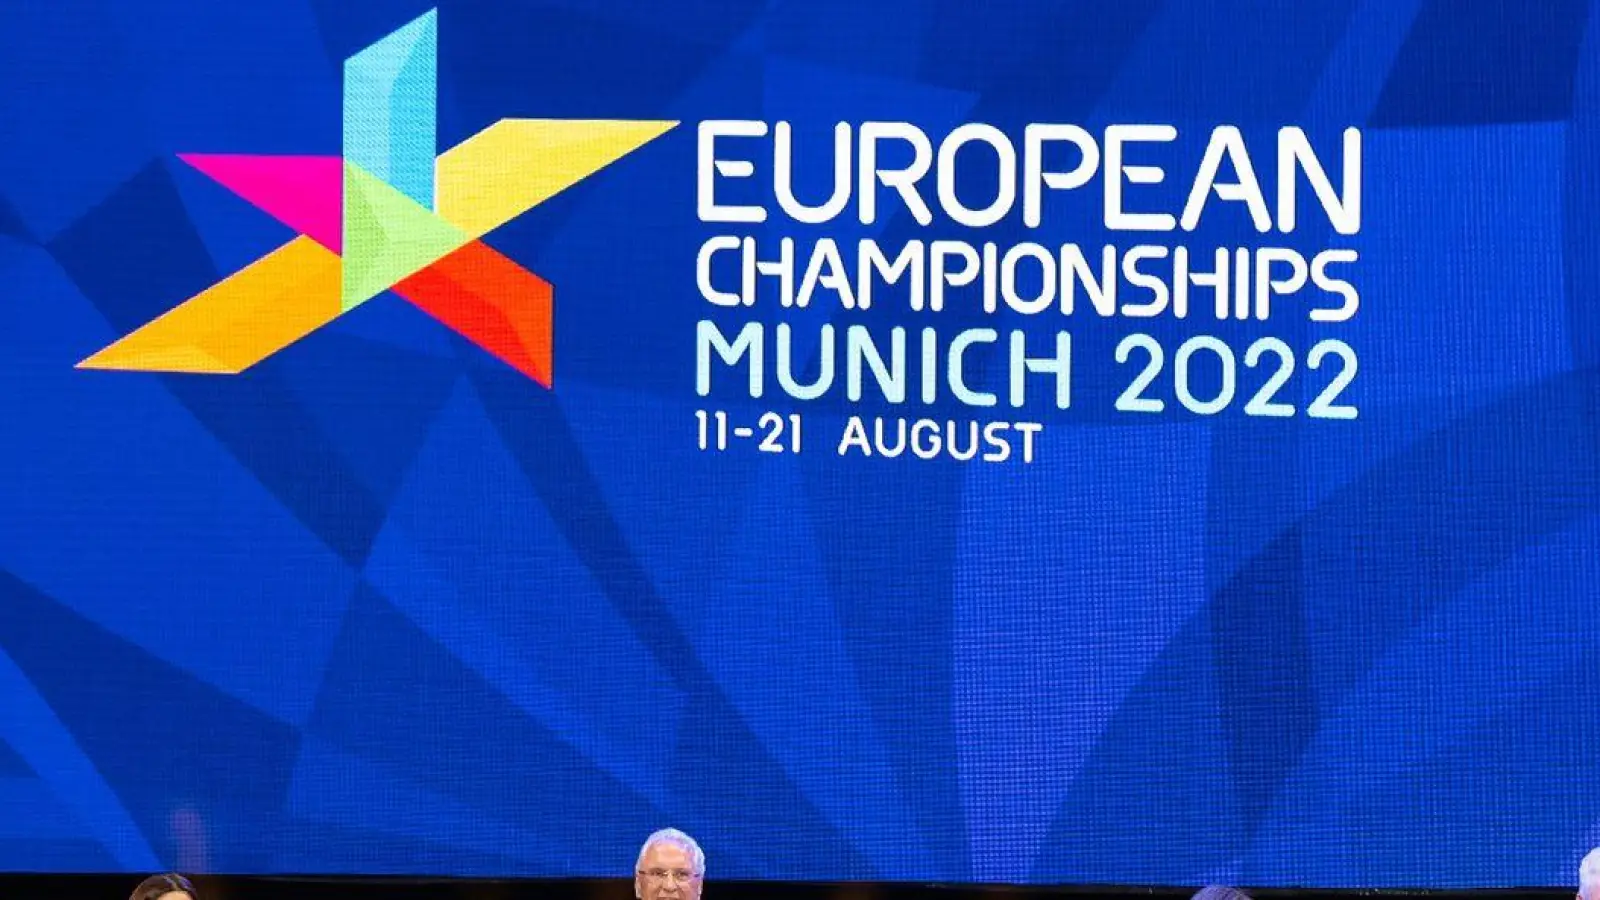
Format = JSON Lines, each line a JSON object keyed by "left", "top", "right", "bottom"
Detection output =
{"left": 637, "top": 828, "right": 705, "bottom": 876}
{"left": 1581, "top": 846, "right": 1600, "bottom": 895}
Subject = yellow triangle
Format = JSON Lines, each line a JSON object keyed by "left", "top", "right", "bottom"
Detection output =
{"left": 79, "top": 342, "right": 234, "bottom": 373}
{"left": 435, "top": 118, "right": 678, "bottom": 237}
{"left": 77, "top": 236, "right": 344, "bottom": 374}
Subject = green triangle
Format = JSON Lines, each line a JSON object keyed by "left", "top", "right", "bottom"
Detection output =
{"left": 341, "top": 163, "right": 467, "bottom": 310}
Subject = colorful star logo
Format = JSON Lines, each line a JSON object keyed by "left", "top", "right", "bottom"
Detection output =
{"left": 78, "top": 8, "right": 676, "bottom": 388}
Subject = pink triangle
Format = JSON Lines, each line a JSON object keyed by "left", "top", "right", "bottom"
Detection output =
{"left": 179, "top": 153, "right": 344, "bottom": 253}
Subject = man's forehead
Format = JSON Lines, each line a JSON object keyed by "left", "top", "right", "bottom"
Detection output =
{"left": 642, "top": 842, "right": 692, "bottom": 865}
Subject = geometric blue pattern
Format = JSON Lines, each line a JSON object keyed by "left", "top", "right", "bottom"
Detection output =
{"left": 1370, "top": 0, "right": 1590, "bottom": 126}
{"left": 3, "top": 0, "right": 1600, "bottom": 889}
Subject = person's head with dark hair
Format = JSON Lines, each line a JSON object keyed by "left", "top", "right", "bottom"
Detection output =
{"left": 128, "top": 873, "right": 199, "bottom": 900}
{"left": 1191, "top": 886, "right": 1252, "bottom": 900}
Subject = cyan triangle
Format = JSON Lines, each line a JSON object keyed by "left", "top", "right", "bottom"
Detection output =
{"left": 343, "top": 9, "right": 437, "bottom": 209}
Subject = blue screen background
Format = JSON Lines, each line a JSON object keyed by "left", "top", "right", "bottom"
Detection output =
{"left": 2, "top": 0, "right": 1599, "bottom": 887}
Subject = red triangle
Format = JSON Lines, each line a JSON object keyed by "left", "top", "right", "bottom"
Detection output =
{"left": 393, "top": 240, "right": 554, "bottom": 388}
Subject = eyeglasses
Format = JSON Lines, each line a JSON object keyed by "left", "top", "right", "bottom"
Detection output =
{"left": 637, "top": 868, "right": 701, "bottom": 885}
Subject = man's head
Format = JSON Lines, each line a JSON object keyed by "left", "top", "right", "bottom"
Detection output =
{"left": 128, "top": 874, "right": 198, "bottom": 900}
{"left": 1192, "top": 887, "right": 1251, "bottom": 900}
{"left": 634, "top": 828, "right": 705, "bottom": 900}
{"left": 1579, "top": 847, "right": 1600, "bottom": 900}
